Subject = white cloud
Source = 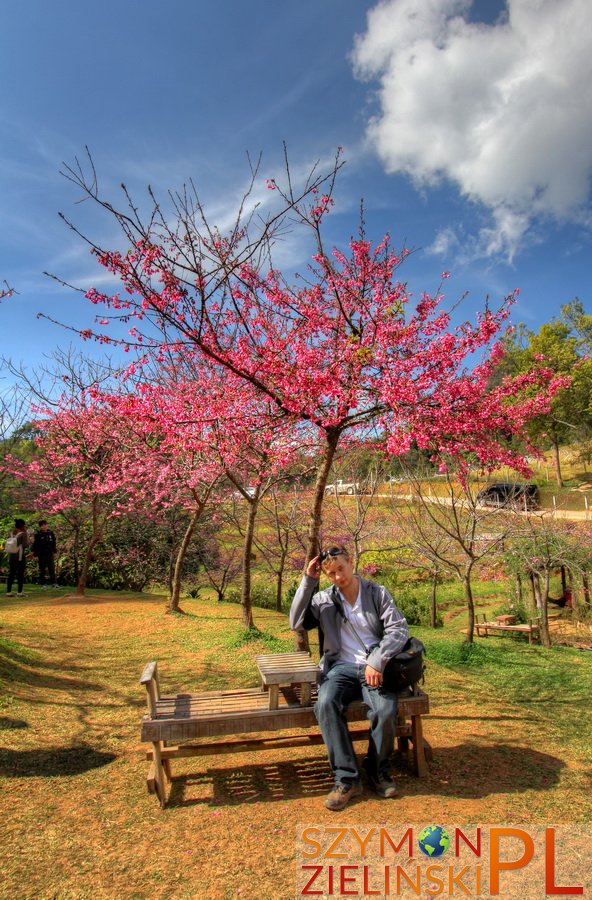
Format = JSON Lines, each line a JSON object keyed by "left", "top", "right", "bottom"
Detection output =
{"left": 352, "top": 0, "right": 592, "bottom": 259}
{"left": 428, "top": 225, "right": 460, "bottom": 257}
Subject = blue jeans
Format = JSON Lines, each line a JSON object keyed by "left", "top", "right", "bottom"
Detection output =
{"left": 314, "top": 661, "right": 398, "bottom": 786}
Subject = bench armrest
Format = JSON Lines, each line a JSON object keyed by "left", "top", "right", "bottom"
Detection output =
{"left": 140, "top": 661, "right": 160, "bottom": 717}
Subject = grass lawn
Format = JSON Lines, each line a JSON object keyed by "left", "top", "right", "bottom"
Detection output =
{"left": 1, "top": 585, "right": 591, "bottom": 899}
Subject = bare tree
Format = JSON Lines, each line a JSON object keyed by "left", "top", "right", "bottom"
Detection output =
{"left": 506, "top": 518, "right": 589, "bottom": 647}
{"left": 388, "top": 464, "right": 517, "bottom": 643}
{"left": 197, "top": 535, "right": 243, "bottom": 603}
{"left": 252, "top": 484, "right": 308, "bottom": 610}
{"left": 322, "top": 457, "right": 388, "bottom": 569}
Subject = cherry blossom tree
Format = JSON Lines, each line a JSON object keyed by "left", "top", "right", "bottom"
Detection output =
{"left": 49, "top": 151, "right": 566, "bottom": 643}
{"left": 19, "top": 397, "right": 129, "bottom": 596}
{"left": 104, "top": 357, "right": 309, "bottom": 624}
{"left": 99, "top": 379, "right": 222, "bottom": 613}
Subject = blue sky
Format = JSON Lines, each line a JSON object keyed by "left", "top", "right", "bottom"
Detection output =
{"left": 1, "top": 0, "right": 590, "bottom": 377}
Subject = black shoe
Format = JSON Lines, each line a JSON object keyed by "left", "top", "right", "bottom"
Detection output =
{"left": 324, "top": 781, "right": 363, "bottom": 811}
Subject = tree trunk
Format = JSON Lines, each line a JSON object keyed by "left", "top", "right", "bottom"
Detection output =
{"left": 275, "top": 549, "right": 287, "bottom": 612}
{"left": 552, "top": 437, "right": 563, "bottom": 488}
{"left": 76, "top": 497, "right": 102, "bottom": 596}
{"left": 528, "top": 570, "right": 537, "bottom": 607}
{"left": 167, "top": 551, "right": 175, "bottom": 597}
{"left": 463, "top": 569, "right": 475, "bottom": 644}
{"left": 168, "top": 505, "right": 203, "bottom": 613}
{"left": 77, "top": 533, "right": 100, "bottom": 596}
{"left": 430, "top": 571, "right": 438, "bottom": 629}
{"left": 539, "top": 569, "right": 551, "bottom": 648}
{"left": 515, "top": 572, "right": 523, "bottom": 604}
{"left": 239, "top": 492, "right": 259, "bottom": 629}
{"left": 304, "top": 427, "right": 341, "bottom": 565}
{"left": 582, "top": 572, "right": 590, "bottom": 605}
{"left": 296, "top": 427, "right": 341, "bottom": 652}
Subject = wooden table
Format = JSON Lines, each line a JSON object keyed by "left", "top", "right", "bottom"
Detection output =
{"left": 255, "top": 651, "right": 318, "bottom": 709}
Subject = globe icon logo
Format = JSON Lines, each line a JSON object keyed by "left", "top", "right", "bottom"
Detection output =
{"left": 418, "top": 825, "right": 450, "bottom": 858}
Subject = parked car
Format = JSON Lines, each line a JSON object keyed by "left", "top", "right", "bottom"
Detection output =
{"left": 476, "top": 482, "right": 539, "bottom": 510}
{"left": 324, "top": 479, "right": 360, "bottom": 496}
{"left": 231, "top": 485, "right": 257, "bottom": 500}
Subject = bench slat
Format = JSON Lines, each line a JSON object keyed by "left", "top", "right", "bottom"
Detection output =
{"left": 141, "top": 689, "right": 429, "bottom": 742}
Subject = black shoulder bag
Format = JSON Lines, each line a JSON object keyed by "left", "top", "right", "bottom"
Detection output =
{"left": 330, "top": 585, "right": 425, "bottom": 693}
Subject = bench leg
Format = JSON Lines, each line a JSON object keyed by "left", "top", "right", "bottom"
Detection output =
{"left": 410, "top": 715, "right": 428, "bottom": 777}
{"left": 300, "top": 682, "right": 312, "bottom": 707}
{"left": 268, "top": 685, "right": 279, "bottom": 710}
{"left": 149, "top": 740, "right": 168, "bottom": 808}
{"left": 396, "top": 711, "right": 409, "bottom": 754}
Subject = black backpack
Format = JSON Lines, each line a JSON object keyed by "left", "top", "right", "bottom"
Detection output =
{"left": 330, "top": 584, "right": 425, "bottom": 692}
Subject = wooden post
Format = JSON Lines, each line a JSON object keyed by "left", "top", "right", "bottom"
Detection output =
{"left": 151, "top": 740, "right": 168, "bottom": 808}
{"left": 396, "top": 710, "right": 409, "bottom": 754}
{"left": 410, "top": 715, "right": 428, "bottom": 777}
{"left": 268, "top": 685, "right": 279, "bottom": 710}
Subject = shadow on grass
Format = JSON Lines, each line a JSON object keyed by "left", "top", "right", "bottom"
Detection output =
{"left": 0, "top": 743, "right": 116, "bottom": 777}
{"left": 0, "top": 717, "right": 28, "bottom": 730}
{"left": 47, "top": 593, "right": 163, "bottom": 605}
{"left": 167, "top": 755, "right": 332, "bottom": 808}
{"left": 165, "top": 741, "right": 564, "bottom": 808}
{"left": 0, "top": 658, "right": 103, "bottom": 693}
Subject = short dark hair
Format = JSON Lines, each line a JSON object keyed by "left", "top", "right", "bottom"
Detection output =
{"left": 14, "top": 518, "right": 26, "bottom": 529}
{"left": 38, "top": 520, "right": 47, "bottom": 526}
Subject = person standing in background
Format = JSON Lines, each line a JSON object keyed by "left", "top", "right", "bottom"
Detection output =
{"left": 5, "top": 519, "right": 29, "bottom": 597}
{"left": 32, "top": 520, "right": 59, "bottom": 589}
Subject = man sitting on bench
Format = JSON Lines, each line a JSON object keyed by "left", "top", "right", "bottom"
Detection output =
{"left": 290, "top": 545, "right": 409, "bottom": 811}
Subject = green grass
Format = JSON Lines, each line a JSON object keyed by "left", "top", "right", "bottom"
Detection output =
{"left": 415, "top": 625, "right": 592, "bottom": 762}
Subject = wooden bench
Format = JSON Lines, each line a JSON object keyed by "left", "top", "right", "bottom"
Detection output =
{"left": 475, "top": 614, "right": 541, "bottom": 644}
{"left": 139, "top": 661, "right": 431, "bottom": 808}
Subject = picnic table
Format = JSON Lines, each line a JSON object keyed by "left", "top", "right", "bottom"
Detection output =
{"left": 475, "top": 613, "right": 541, "bottom": 643}
{"left": 139, "top": 653, "right": 431, "bottom": 807}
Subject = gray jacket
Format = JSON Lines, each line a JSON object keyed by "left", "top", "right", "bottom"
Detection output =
{"left": 290, "top": 574, "right": 409, "bottom": 675}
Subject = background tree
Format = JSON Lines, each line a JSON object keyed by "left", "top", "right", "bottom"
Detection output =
{"left": 505, "top": 519, "right": 588, "bottom": 648}
{"left": 496, "top": 301, "right": 592, "bottom": 485}
{"left": 19, "top": 398, "right": 128, "bottom": 596}
{"left": 196, "top": 533, "right": 243, "bottom": 603}
{"left": 250, "top": 484, "right": 308, "bottom": 611}
{"left": 53, "top": 152, "right": 560, "bottom": 566}
{"left": 322, "top": 452, "right": 387, "bottom": 569}
{"left": 388, "top": 463, "right": 518, "bottom": 642}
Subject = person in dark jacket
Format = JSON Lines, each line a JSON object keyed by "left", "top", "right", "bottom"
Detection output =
{"left": 290, "top": 545, "right": 409, "bottom": 811}
{"left": 6, "top": 518, "right": 29, "bottom": 597}
{"left": 32, "top": 520, "right": 59, "bottom": 588}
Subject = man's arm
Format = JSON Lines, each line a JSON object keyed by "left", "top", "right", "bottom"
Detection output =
{"left": 289, "top": 557, "right": 322, "bottom": 631}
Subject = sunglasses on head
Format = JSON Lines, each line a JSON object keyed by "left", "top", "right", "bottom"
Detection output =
{"left": 319, "top": 547, "right": 346, "bottom": 562}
